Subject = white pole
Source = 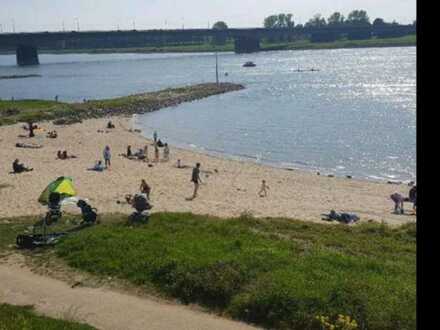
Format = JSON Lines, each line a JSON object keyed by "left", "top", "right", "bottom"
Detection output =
{"left": 215, "top": 51, "right": 219, "bottom": 85}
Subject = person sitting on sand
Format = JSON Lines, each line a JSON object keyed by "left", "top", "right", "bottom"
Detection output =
{"left": 140, "top": 179, "right": 151, "bottom": 200}
{"left": 163, "top": 144, "right": 170, "bottom": 161}
{"left": 107, "top": 121, "right": 115, "bottom": 129}
{"left": 12, "top": 159, "right": 33, "bottom": 173}
{"left": 88, "top": 160, "right": 104, "bottom": 172}
{"left": 57, "top": 150, "right": 65, "bottom": 159}
{"left": 258, "top": 180, "right": 270, "bottom": 197}
{"left": 156, "top": 139, "right": 164, "bottom": 147}
{"left": 47, "top": 130, "right": 58, "bottom": 139}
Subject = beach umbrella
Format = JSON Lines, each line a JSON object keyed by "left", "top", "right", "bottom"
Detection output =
{"left": 38, "top": 176, "right": 77, "bottom": 205}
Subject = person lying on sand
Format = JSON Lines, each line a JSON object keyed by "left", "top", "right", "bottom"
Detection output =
{"left": 88, "top": 160, "right": 105, "bottom": 172}
{"left": 12, "top": 159, "right": 33, "bottom": 173}
{"left": 15, "top": 142, "right": 43, "bottom": 149}
{"left": 57, "top": 150, "right": 77, "bottom": 160}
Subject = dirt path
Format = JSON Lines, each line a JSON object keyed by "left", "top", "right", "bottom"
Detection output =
{"left": 0, "top": 260, "right": 258, "bottom": 330}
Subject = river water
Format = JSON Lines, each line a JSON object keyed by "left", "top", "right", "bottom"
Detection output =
{"left": 0, "top": 47, "right": 416, "bottom": 182}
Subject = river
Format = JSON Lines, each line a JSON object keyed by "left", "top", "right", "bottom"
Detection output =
{"left": 0, "top": 47, "right": 416, "bottom": 182}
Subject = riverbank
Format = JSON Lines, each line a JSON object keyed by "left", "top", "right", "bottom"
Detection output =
{"left": 0, "top": 117, "right": 415, "bottom": 224}
{"left": 0, "top": 83, "right": 244, "bottom": 126}
{"left": 0, "top": 35, "right": 415, "bottom": 55}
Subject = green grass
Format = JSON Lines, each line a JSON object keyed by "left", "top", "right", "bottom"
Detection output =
{"left": 0, "top": 83, "right": 244, "bottom": 126}
{"left": 261, "top": 34, "right": 416, "bottom": 51}
{"left": 0, "top": 303, "right": 96, "bottom": 330}
{"left": 43, "top": 212, "right": 416, "bottom": 330}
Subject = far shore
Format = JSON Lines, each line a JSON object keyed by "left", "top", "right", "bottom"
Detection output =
{"left": 0, "top": 35, "right": 416, "bottom": 56}
{"left": 0, "top": 116, "right": 416, "bottom": 225}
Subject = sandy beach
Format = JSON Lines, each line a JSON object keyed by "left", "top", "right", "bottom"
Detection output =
{"left": 0, "top": 117, "right": 415, "bottom": 225}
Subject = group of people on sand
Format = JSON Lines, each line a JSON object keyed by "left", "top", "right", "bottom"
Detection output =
{"left": 123, "top": 142, "right": 170, "bottom": 164}
{"left": 390, "top": 185, "right": 417, "bottom": 215}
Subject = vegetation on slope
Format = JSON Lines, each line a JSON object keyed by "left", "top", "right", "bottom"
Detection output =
{"left": 48, "top": 212, "right": 416, "bottom": 330}
{"left": 0, "top": 83, "right": 244, "bottom": 126}
{"left": 0, "top": 304, "right": 96, "bottom": 330}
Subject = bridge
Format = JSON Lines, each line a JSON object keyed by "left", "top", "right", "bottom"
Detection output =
{"left": 0, "top": 25, "right": 415, "bottom": 65}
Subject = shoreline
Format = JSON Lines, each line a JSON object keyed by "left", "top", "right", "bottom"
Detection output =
{"left": 132, "top": 116, "right": 415, "bottom": 186}
{"left": 0, "top": 117, "right": 416, "bottom": 225}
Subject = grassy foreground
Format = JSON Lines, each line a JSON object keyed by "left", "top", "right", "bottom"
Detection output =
{"left": 0, "top": 304, "right": 95, "bottom": 330}
{"left": 0, "top": 83, "right": 244, "bottom": 126}
{"left": 18, "top": 212, "right": 415, "bottom": 330}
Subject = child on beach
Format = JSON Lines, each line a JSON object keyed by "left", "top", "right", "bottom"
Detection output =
{"left": 103, "top": 146, "right": 111, "bottom": 168}
{"left": 140, "top": 179, "right": 151, "bottom": 200}
{"left": 163, "top": 144, "right": 170, "bottom": 161}
{"left": 258, "top": 180, "right": 270, "bottom": 197}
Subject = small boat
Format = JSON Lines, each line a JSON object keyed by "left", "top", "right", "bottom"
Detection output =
{"left": 243, "top": 61, "right": 256, "bottom": 67}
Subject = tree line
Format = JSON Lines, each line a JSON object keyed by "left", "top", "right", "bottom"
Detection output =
{"left": 263, "top": 10, "right": 413, "bottom": 29}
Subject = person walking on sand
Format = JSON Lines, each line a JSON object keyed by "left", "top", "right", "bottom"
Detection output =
{"left": 140, "top": 179, "right": 151, "bottom": 200}
{"left": 154, "top": 145, "right": 159, "bottom": 162}
{"left": 191, "top": 163, "right": 202, "bottom": 199}
{"left": 103, "top": 146, "right": 111, "bottom": 169}
{"left": 258, "top": 180, "right": 270, "bottom": 197}
{"left": 163, "top": 143, "right": 170, "bottom": 161}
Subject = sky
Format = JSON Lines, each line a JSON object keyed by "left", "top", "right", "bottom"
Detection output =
{"left": 0, "top": 0, "right": 416, "bottom": 33}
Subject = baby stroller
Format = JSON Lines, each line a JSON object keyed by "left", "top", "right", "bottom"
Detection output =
{"left": 77, "top": 200, "right": 98, "bottom": 225}
{"left": 129, "top": 193, "right": 152, "bottom": 224}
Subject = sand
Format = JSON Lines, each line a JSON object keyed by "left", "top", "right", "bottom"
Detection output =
{"left": 0, "top": 117, "right": 415, "bottom": 225}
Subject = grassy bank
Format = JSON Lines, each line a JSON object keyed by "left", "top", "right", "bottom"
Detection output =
{"left": 0, "top": 304, "right": 96, "bottom": 330}
{"left": 0, "top": 83, "right": 244, "bottom": 126}
{"left": 7, "top": 35, "right": 413, "bottom": 55}
{"left": 0, "top": 212, "right": 415, "bottom": 329}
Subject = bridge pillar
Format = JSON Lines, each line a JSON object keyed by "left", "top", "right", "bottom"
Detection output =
{"left": 234, "top": 36, "right": 260, "bottom": 54}
{"left": 16, "top": 45, "right": 39, "bottom": 66}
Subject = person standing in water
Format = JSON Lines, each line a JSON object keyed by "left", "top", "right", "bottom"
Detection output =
{"left": 153, "top": 131, "right": 158, "bottom": 144}
{"left": 103, "top": 146, "right": 111, "bottom": 169}
{"left": 191, "top": 163, "right": 202, "bottom": 199}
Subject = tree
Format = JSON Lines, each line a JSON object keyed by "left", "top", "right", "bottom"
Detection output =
{"left": 264, "top": 15, "right": 278, "bottom": 28}
{"left": 373, "top": 18, "right": 386, "bottom": 27}
{"left": 212, "top": 21, "right": 228, "bottom": 30}
{"left": 346, "top": 10, "right": 370, "bottom": 26}
{"left": 263, "top": 13, "right": 294, "bottom": 28}
{"left": 212, "top": 21, "right": 228, "bottom": 45}
{"left": 305, "top": 14, "right": 327, "bottom": 28}
{"left": 327, "top": 12, "right": 345, "bottom": 26}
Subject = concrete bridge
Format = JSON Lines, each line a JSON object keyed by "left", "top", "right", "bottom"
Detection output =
{"left": 0, "top": 25, "right": 415, "bottom": 65}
